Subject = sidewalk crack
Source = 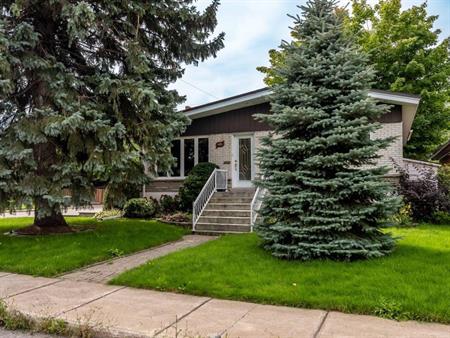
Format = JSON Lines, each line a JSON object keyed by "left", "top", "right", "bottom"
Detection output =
{"left": 153, "top": 297, "right": 213, "bottom": 337}
{"left": 313, "top": 311, "right": 329, "bottom": 338}
{"left": 219, "top": 303, "right": 258, "bottom": 337}
{"left": 3, "top": 279, "right": 63, "bottom": 300}
{"left": 56, "top": 286, "right": 127, "bottom": 317}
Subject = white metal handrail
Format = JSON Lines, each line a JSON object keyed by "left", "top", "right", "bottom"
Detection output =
{"left": 250, "top": 186, "right": 266, "bottom": 232}
{"left": 192, "top": 169, "right": 228, "bottom": 230}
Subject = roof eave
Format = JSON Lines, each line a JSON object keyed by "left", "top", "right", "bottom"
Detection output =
{"left": 183, "top": 88, "right": 421, "bottom": 119}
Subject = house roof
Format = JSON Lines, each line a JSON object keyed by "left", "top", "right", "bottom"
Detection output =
{"left": 431, "top": 140, "right": 450, "bottom": 162}
{"left": 182, "top": 87, "right": 421, "bottom": 145}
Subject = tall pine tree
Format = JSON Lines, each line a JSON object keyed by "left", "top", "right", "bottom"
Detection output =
{"left": 256, "top": 0, "right": 400, "bottom": 260}
{"left": 0, "top": 1, "right": 224, "bottom": 232}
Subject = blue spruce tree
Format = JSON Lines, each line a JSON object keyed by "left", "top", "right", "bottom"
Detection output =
{"left": 256, "top": 0, "right": 400, "bottom": 260}
{"left": 0, "top": 1, "right": 224, "bottom": 233}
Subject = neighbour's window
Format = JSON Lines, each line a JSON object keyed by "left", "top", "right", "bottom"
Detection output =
{"left": 198, "top": 138, "right": 209, "bottom": 163}
{"left": 184, "top": 138, "right": 195, "bottom": 175}
{"left": 170, "top": 139, "right": 181, "bottom": 177}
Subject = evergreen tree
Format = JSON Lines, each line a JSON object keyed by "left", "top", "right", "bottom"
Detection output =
{"left": 256, "top": 0, "right": 400, "bottom": 260}
{"left": 0, "top": 1, "right": 224, "bottom": 232}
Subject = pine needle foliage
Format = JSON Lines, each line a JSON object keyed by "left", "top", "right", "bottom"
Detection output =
{"left": 255, "top": 0, "right": 400, "bottom": 261}
{"left": 0, "top": 1, "right": 224, "bottom": 227}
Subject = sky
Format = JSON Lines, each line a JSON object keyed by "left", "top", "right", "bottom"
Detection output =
{"left": 172, "top": 0, "right": 450, "bottom": 108}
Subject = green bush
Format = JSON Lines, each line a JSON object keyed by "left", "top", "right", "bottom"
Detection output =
{"left": 160, "top": 194, "right": 180, "bottom": 214}
{"left": 391, "top": 203, "right": 413, "bottom": 227}
{"left": 433, "top": 211, "right": 450, "bottom": 225}
{"left": 179, "top": 162, "right": 219, "bottom": 211}
{"left": 438, "top": 164, "right": 450, "bottom": 192}
{"left": 103, "top": 183, "right": 142, "bottom": 210}
{"left": 123, "top": 198, "right": 157, "bottom": 218}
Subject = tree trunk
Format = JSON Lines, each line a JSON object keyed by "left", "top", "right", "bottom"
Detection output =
{"left": 26, "top": 197, "right": 72, "bottom": 235}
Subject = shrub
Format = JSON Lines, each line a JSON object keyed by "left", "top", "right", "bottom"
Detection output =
{"left": 178, "top": 162, "right": 219, "bottom": 211}
{"left": 438, "top": 164, "right": 450, "bottom": 193}
{"left": 94, "top": 209, "right": 123, "bottom": 220}
{"left": 147, "top": 196, "right": 161, "bottom": 215}
{"left": 160, "top": 194, "right": 180, "bottom": 214}
{"left": 396, "top": 165, "right": 449, "bottom": 221}
{"left": 160, "top": 212, "right": 191, "bottom": 223}
{"left": 103, "top": 183, "right": 142, "bottom": 210}
{"left": 391, "top": 203, "right": 413, "bottom": 227}
{"left": 433, "top": 211, "right": 450, "bottom": 225}
{"left": 123, "top": 198, "right": 157, "bottom": 218}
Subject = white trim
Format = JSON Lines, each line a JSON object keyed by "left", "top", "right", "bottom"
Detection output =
{"left": 183, "top": 88, "right": 420, "bottom": 120}
{"left": 403, "top": 158, "right": 441, "bottom": 168}
{"left": 185, "top": 89, "right": 270, "bottom": 119}
{"left": 232, "top": 133, "right": 255, "bottom": 188}
{"left": 369, "top": 91, "right": 420, "bottom": 106}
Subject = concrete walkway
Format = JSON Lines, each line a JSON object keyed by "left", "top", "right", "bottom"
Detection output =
{"left": 61, "top": 235, "right": 215, "bottom": 283}
{"left": 0, "top": 273, "right": 449, "bottom": 338}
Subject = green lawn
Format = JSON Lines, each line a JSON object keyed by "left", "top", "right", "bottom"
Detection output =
{"left": 111, "top": 224, "right": 450, "bottom": 324}
{"left": 0, "top": 217, "right": 188, "bottom": 276}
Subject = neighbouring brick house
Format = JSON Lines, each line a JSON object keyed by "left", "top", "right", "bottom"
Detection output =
{"left": 432, "top": 140, "right": 450, "bottom": 165}
{"left": 144, "top": 87, "right": 429, "bottom": 199}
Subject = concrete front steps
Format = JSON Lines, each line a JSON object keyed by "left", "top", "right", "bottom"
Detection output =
{"left": 194, "top": 189, "right": 255, "bottom": 234}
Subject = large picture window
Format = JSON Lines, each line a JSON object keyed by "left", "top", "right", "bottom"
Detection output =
{"left": 184, "top": 138, "right": 195, "bottom": 176}
{"left": 162, "top": 137, "right": 210, "bottom": 178}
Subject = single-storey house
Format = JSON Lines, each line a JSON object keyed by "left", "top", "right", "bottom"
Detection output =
{"left": 144, "top": 88, "right": 425, "bottom": 198}
{"left": 432, "top": 140, "right": 450, "bottom": 165}
{"left": 142, "top": 87, "right": 444, "bottom": 233}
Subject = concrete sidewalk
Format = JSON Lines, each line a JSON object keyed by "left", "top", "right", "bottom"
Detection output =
{"left": 1, "top": 273, "right": 449, "bottom": 338}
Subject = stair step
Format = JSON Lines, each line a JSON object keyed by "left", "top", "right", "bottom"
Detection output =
{"left": 198, "top": 216, "right": 251, "bottom": 225}
{"left": 201, "top": 210, "right": 251, "bottom": 217}
{"left": 195, "top": 223, "right": 251, "bottom": 233}
{"left": 214, "top": 191, "right": 255, "bottom": 197}
{"left": 206, "top": 203, "right": 250, "bottom": 211}
{"left": 210, "top": 197, "right": 253, "bottom": 203}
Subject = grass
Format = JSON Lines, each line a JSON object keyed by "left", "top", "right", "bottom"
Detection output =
{"left": 111, "top": 224, "right": 450, "bottom": 324}
{"left": 0, "top": 217, "right": 188, "bottom": 276}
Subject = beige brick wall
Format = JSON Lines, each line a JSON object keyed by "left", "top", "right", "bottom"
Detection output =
{"left": 145, "top": 123, "right": 404, "bottom": 196}
{"left": 209, "top": 133, "right": 233, "bottom": 177}
{"left": 370, "top": 122, "right": 403, "bottom": 174}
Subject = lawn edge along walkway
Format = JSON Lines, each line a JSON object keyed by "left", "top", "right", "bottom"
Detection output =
{"left": 60, "top": 234, "right": 216, "bottom": 283}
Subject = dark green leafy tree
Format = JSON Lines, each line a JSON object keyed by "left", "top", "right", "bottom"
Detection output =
{"left": 345, "top": 0, "right": 450, "bottom": 159}
{"left": 260, "top": 0, "right": 450, "bottom": 160}
{"left": 256, "top": 0, "right": 400, "bottom": 261}
{"left": 0, "top": 1, "right": 224, "bottom": 232}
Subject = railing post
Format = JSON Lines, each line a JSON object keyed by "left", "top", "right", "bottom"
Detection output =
{"left": 214, "top": 170, "right": 217, "bottom": 191}
{"left": 192, "top": 201, "right": 196, "bottom": 232}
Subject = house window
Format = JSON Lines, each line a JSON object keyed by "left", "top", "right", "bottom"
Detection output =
{"left": 171, "top": 140, "right": 181, "bottom": 177}
{"left": 161, "top": 137, "right": 209, "bottom": 178}
{"left": 198, "top": 138, "right": 209, "bottom": 163}
{"left": 184, "top": 138, "right": 195, "bottom": 176}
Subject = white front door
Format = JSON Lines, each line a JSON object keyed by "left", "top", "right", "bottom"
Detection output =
{"left": 232, "top": 134, "right": 255, "bottom": 188}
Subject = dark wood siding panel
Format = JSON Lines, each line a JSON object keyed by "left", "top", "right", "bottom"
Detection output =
{"left": 145, "top": 180, "right": 184, "bottom": 193}
{"left": 182, "top": 103, "right": 402, "bottom": 137}
{"left": 378, "top": 105, "right": 402, "bottom": 123}
{"left": 183, "top": 103, "right": 271, "bottom": 137}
